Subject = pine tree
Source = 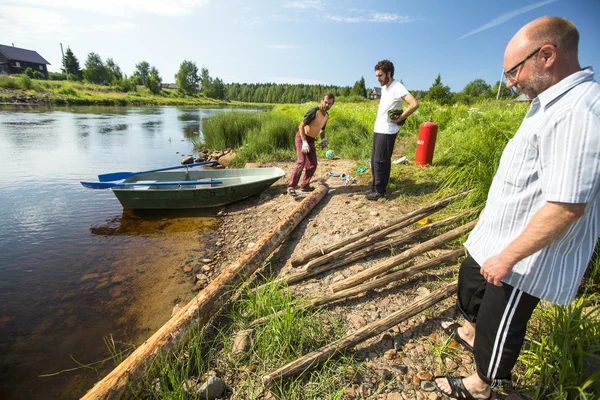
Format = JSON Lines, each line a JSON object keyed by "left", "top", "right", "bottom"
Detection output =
{"left": 425, "top": 74, "right": 453, "bottom": 105}
{"left": 62, "top": 47, "right": 82, "bottom": 80}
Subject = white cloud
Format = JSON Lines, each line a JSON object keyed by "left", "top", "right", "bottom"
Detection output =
{"left": 284, "top": 1, "right": 324, "bottom": 10}
{"left": 4, "top": 0, "right": 210, "bottom": 17}
{"left": 268, "top": 76, "right": 324, "bottom": 84}
{"left": 266, "top": 44, "right": 300, "bottom": 50}
{"left": 458, "top": 0, "right": 559, "bottom": 40}
{"left": 325, "top": 12, "right": 414, "bottom": 23}
{"left": 0, "top": 5, "right": 136, "bottom": 40}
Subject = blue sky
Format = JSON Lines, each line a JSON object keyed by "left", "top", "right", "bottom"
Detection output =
{"left": 1, "top": 0, "right": 599, "bottom": 92}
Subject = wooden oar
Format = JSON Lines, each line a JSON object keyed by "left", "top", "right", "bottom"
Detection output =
{"left": 80, "top": 180, "right": 222, "bottom": 189}
{"left": 97, "top": 161, "right": 218, "bottom": 182}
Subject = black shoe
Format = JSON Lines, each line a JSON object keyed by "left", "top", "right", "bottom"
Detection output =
{"left": 300, "top": 185, "right": 315, "bottom": 192}
{"left": 364, "top": 188, "right": 375, "bottom": 195}
{"left": 365, "top": 191, "right": 384, "bottom": 201}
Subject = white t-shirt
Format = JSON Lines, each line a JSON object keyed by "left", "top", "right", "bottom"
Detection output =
{"left": 374, "top": 80, "right": 410, "bottom": 134}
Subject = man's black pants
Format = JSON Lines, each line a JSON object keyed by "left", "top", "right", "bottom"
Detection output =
{"left": 371, "top": 132, "right": 397, "bottom": 194}
{"left": 456, "top": 254, "right": 540, "bottom": 388}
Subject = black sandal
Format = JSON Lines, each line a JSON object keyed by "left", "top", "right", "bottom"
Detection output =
{"left": 434, "top": 376, "right": 492, "bottom": 399}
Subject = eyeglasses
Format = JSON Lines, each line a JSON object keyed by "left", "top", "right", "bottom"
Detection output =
{"left": 504, "top": 47, "right": 543, "bottom": 80}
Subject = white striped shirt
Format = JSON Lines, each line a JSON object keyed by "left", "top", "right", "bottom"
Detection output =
{"left": 465, "top": 68, "right": 600, "bottom": 305}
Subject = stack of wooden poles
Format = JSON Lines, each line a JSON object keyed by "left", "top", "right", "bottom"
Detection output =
{"left": 260, "top": 191, "right": 478, "bottom": 384}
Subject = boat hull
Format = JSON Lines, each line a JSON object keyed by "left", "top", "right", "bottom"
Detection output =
{"left": 111, "top": 167, "right": 285, "bottom": 209}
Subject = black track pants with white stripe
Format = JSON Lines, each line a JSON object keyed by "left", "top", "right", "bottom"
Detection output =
{"left": 456, "top": 254, "right": 540, "bottom": 388}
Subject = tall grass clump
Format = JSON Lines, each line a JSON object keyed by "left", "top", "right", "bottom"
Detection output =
{"left": 17, "top": 74, "right": 32, "bottom": 90}
{"left": 232, "top": 113, "right": 297, "bottom": 166}
{"left": 199, "top": 111, "right": 262, "bottom": 149}
{"left": 436, "top": 101, "right": 529, "bottom": 207}
{"left": 582, "top": 242, "right": 600, "bottom": 294}
{"left": 136, "top": 278, "right": 353, "bottom": 399}
{"left": 518, "top": 296, "right": 600, "bottom": 399}
{"left": 0, "top": 74, "right": 18, "bottom": 89}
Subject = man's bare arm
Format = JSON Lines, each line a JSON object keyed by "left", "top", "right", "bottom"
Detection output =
{"left": 481, "top": 201, "right": 587, "bottom": 286}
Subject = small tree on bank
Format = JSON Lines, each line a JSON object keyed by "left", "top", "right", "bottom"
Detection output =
{"left": 175, "top": 60, "right": 200, "bottom": 96}
{"left": 62, "top": 47, "right": 82, "bottom": 81}
{"left": 426, "top": 74, "right": 453, "bottom": 105}
{"left": 83, "top": 53, "right": 108, "bottom": 84}
{"left": 133, "top": 61, "right": 150, "bottom": 85}
{"left": 146, "top": 67, "right": 162, "bottom": 94}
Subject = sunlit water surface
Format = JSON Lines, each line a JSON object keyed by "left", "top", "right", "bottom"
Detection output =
{"left": 0, "top": 105, "right": 256, "bottom": 399}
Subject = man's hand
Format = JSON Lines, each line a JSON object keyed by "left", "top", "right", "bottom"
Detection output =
{"left": 480, "top": 254, "right": 515, "bottom": 286}
{"left": 301, "top": 140, "right": 310, "bottom": 154}
{"left": 319, "top": 138, "right": 329, "bottom": 148}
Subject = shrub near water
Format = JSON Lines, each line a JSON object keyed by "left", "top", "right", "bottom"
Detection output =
{"left": 201, "top": 111, "right": 262, "bottom": 149}
{"left": 232, "top": 113, "right": 297, "bottom": 166}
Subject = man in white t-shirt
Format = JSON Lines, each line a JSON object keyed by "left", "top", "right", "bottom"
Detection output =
{"left": 366, "top": 59, "right": 419, "bottom": 201}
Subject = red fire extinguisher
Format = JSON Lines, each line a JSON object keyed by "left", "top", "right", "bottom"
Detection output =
{"left": 415, "top": 117, "right": 438, "bottom": 166}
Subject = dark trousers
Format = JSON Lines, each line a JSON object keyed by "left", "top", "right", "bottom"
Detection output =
{"left": 371, "top": 132, "right": 397, "bottom": 194}
{"left": 288, "top": 132, "right": 317, "bottom": 188}
{"left": 456, "top": 254, "right": 540, "bottom": 388}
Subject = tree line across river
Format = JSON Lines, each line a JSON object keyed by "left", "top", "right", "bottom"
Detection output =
{"left": 36, "top": 47, "right": 518, "bottom": 105}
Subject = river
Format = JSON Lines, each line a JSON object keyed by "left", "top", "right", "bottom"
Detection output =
{"left": 0, "top": 105, "right": 256, "bottom": 399}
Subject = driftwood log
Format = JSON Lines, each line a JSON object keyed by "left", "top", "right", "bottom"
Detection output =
{"left": 290, "top": 191, "right": 468, "bottom": 266}
{"left": 81, "top": 184, "right": 330, "bottom": 400}
{"left": 262, "top": 280, "right": 458, "bottom": 384}
{"left": 329, "top": 219, "right": 477, "bottom": 293}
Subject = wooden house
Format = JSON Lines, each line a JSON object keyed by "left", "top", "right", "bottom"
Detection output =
{"left": 0, "top": 44, "right": 51, "bottom": 78}
{"left": 369, "top": 87, "right": 381, "bottom": 100}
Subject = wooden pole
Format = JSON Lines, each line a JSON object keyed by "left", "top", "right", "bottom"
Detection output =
{"left": 329, "top": 219, "right": 477, "bottom": 293}
{"left": 311, "top": 248, "right": 463, "bottom": 307}
{"left": 249, "top": 249, "right": 463, "bottom": 328}
{"left": 255, "top": 211, "right": 473, "bottom": 291}
{"left": 290, "top": 191, "right": 468, "bottom": 266}
{"left": 304, "top": 213, "right": 426, "bottom": 271}
{"left": 262, "top": 281, "right": 458, "bottom": 384}
{"left": 81, "top": 184, "right": 330, "bottom": 400}
{"left": 306, "top": 209, "right": 474, "bottom": 271}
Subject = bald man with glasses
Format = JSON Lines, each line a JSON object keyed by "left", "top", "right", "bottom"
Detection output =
{"left": 435, "top": 16, "right": 600, "bottom": 399}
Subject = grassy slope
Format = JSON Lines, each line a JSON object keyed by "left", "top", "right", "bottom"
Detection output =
{"left": 0, "top": 75, "right": 264, "bottom": 107}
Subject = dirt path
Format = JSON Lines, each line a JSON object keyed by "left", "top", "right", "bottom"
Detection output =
{"left": 192, "top": 157, "right": 494, "bottom": 400}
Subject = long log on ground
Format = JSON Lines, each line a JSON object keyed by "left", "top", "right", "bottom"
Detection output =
{"left": 329, "top": 219, "right": 477, "bottom": 293}
{"left": 81, "top": 184, "right": 330, "bottom": 400}
{"left": 311, "top": 248, "right": 464, "bottom": 307}
{"left": 290, "top": 191, "right": 469, "bottom": 266}
{"left": 303, "top": 213, "right": 427, "bottom": 271}
{"left": 255, "top": 210, "right": 473, "bottom": 291}
{"left": 249, "top": 248, "right": 463, "bottom": 328}
{"left": 306, "top": 209, "right": 474, "bottom": 271}
{"left": 262, "top": 280, "right": 458, "bottom": 384}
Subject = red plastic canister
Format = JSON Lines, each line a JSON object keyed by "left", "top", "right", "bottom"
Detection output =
{"left": 414, "top": 118, "right": 438, "bottom": 166}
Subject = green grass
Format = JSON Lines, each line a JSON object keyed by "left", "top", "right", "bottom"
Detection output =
{"left": 135, "top": 277, "right": 355, "bottom": 399}
{"left": 517, "top": 296, "right": 600, "bottom": 399}
{"left": 0, "top": 75, "right": 262, "bottom": 107}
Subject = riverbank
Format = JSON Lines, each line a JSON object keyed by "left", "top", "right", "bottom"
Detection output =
{"left": 0, "top": 80, "right": 266, "bottom": 107}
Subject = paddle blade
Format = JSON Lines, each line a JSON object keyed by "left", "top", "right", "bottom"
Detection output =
{"left": 97, "top": 171, "right": 134, "bottom": 182}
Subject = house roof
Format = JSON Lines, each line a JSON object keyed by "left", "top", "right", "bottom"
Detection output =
{"left": 371, "top": 87, "right": 381, "bottom": 95}
{"left": 0, "top": 44, "right": 51, "bottom": 65}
